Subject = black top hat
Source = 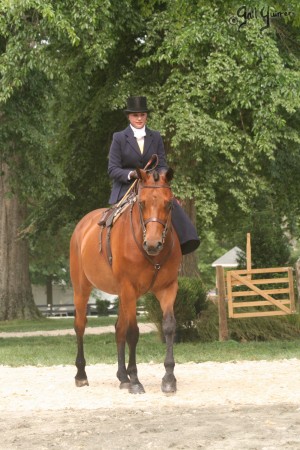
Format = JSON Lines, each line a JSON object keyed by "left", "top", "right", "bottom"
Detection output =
{"left": 124, "top": 96, "right": 149, "bottom": 113}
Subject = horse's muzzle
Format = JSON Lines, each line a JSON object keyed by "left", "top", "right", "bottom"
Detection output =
{"left": 143, "top": 240, "right": 163, "bottom": 256}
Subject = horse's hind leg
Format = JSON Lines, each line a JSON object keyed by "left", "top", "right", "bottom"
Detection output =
{"left": 74, "top": 287, "right": 91, "bottom": 387}
{"left": 70, "top": 232, "right": 92, "bottom": 387}
{"left": 155, "top": 282, "right": 178, "bottom": 393}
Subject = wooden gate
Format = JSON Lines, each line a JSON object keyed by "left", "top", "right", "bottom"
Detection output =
{"left": 227, "top": 267, "right": 296, "bottom": 318}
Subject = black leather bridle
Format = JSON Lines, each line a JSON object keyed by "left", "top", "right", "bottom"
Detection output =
{"left": 129, "top": 183, "right": 174, "bottom": 292}
{"left": 138, "top": 184, "right": 173, "bottom": 247}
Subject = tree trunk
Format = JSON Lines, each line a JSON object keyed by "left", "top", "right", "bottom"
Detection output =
{"left": 0, "top": 162, "right": 40, "bottom": 320}
{"left": 179, "top": 198, "right": 200, "bottom": 277}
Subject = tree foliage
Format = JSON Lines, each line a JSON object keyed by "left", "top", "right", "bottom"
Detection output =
{"left": 1, "top": 0, "right": 300, "bottom": 318}
{"left": 128, "top": 1, "right": 300, "bottom": 235}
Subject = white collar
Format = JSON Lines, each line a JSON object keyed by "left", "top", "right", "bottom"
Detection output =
{"left": 130, "top": 125, "right": 146, "bottom": 139}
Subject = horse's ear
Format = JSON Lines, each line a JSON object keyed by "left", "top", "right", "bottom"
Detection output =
{"left": 165, "top": 167, "right": 174, "bottom": 183}
{"left": 136, "top": 168, "right": 147, "bottom": 181}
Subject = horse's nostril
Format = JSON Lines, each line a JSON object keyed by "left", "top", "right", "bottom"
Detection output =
{"left": 143, "top": 241, "right": 163, "bottom": 256}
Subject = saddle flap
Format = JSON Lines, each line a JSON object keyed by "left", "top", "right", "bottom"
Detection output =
{"left": 98, "top": 208, "right": 116, "bottom": 227}
{"left": 98, "top": 193, "right": 136, "bottom": 229}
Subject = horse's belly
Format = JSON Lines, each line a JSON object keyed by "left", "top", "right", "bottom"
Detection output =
{"left": 81, "top": 228, "right": 119, "bottom": 295}
{"left": 83, "top": 252, "right": 118, "bottom": 294}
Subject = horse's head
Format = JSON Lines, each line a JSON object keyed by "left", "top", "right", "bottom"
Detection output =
{"left": 136, "top": 168, "right": 174, "bottom": 256}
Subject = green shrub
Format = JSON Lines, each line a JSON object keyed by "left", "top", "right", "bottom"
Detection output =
{"left": 144, "top": 277, "right": 207, "bottom": 342}
{"left": 194, "top": 302, "right": 220, "bottom": 342}
{"left": 96, "top": 299, "right": 110, "bottom": 316}
{"left": 196, "top": 301, "right": 300, "bottom": 342}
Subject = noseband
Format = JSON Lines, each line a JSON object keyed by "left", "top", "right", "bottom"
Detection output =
{"left": 138, "top": 184, "right": 173, "bottom": 245}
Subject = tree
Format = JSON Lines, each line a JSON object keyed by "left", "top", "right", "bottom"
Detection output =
{"left": 0, "top": 0, "right": 138, "bottom": 319}
{"left": 0, "top": 74, "right": 54, "bottom": 319}
{"left": 0, "top": 162, "right": 39, "bottom": 319}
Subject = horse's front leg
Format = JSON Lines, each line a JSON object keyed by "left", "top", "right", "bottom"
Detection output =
{"left": 115, "top": 316, "right": 130, "bottom": 389}
{"left": 161, "top": 312, "right": 177, "bottom": 393}
{"left": 155, "top": 282, "right": 178, "bottom": 393}
{"left": 126, "top": 316, "right": 145, "bottom": 394}
{"left": 115, "top": 285, "right": 145, "bottom": 394}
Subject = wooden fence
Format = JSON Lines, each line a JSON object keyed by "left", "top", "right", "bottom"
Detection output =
{"left": 226, "top": 267, "right": 296, "bottom": 318}
{"left": 215, "top": 233, "right": 298, "bottom": 340}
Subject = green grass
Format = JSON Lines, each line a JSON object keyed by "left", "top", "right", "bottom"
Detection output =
{"left": 1, "top": 332, "right": 300, "bottom": 367}
{"left": 0, "top": 316, "right": 148, "bottom": 333}
{"left": 175, "top": 339, "right": 300, "bottom": 363}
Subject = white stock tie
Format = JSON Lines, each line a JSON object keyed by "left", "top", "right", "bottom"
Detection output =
{"left": 131, "top": 125, "right": 146, "bottom": 154}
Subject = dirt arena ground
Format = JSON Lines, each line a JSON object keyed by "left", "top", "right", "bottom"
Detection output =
{"left": 2, "top": 358, "right": 300, "bottom": 450}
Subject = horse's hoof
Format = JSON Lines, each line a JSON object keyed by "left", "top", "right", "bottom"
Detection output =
{"left": 161, "top": 381, "right": 177, "bottom": 394}
{"left": 119, "top": 382, "right": 131, "bottom": 390}
{"left": 75, "top": 378, "right": 89, "bottom": 387}
{"left": 129, "top": 383, "right": 145, "bottom": 394}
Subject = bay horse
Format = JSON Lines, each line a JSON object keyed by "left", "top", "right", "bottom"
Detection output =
{"left": 70, "top": 167, "right": 181, "bottom": 394}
